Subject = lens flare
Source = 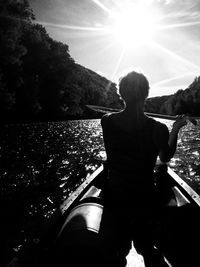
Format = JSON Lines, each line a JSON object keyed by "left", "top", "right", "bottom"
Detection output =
{"left": 110, "top": 5, "right": 158, "bottom": 47}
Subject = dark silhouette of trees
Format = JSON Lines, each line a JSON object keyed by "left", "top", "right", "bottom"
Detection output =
{"left": 0, "top": 0, "right": 33, "bottom": 119}
{"left": 0, "top": 0, "right": 121, "bottom": 123}
{"left": 145, "top": 77, "right": 200, "bottom": 116}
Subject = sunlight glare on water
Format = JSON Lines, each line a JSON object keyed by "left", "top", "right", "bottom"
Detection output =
{"left": 155, "top": 118, "right": 200, "bottom": 192}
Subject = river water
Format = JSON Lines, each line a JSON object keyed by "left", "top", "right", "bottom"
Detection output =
{"left": 0, "top": 118, "right": 200, "bottom": 265}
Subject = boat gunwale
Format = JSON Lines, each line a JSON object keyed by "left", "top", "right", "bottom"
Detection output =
{"left": 60, "top": 163, "right": 200, "bottom": 216}
{"left": 60, "top": 164, "right": 104, "bottom": 214}
{"left": 167, "top": 166, "right": 200, "bottom": 207}
{"left": 86, "top": 105, "right": 200, "bottom": 120}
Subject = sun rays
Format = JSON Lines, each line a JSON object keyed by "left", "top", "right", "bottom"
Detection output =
{"left": 152, "top": 72, "right": 198, "bottom": 90}
{"left": 109, "top": 5, "right": 157, "bottom": 47}
{"left": 158, "top": 21, "right": 200, "bottom": 30}
{"left": 151, "top": 41, "right": 200, "bottom": 72}
{"left": 35, "top": 0, "right": 200, "bottom": 92}
{"left": 110, "top": 47, "right": 126, "bottom": 81}
{"left": 91, "top": 0, "right": 112, "bottom": 15}
{"left": 34, "top": 20, "right": 106, "bottom": 34}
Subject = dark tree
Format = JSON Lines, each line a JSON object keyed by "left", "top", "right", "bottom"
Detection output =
{"left": 0, "top": 0, "right": 34, "bottom": 121}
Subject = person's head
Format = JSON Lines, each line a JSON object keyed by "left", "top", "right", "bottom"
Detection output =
{"left": 118, "top": 70, "right": 149, "bottom": 106}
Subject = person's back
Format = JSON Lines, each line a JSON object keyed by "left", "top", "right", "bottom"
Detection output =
{"left": 101, "top": 70, "right": 188, "bottom": 267}
{"left": 102, "top": 112, "right": 161, "bottom": 177}
{"left": 101, "top": 110, "right": 168, "bottom": 216}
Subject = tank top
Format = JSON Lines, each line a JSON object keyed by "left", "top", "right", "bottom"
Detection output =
{"left": 102, "top": 114, "right": 160, "bottom": 188}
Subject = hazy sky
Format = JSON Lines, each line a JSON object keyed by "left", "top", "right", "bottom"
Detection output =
{"left": 30, "top": 0, "right": 200, "bottom": 97}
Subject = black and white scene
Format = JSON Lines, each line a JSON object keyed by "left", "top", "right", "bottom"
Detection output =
{"left": 1, "top": 1, "right": 200, "bottom": 266}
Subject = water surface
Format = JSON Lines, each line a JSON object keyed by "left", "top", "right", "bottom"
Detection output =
{"left": 0, "top": 118, "right": 200, "bottom": 265}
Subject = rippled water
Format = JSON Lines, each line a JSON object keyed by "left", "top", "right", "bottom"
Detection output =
{"left": 162, "top": 119, "right": 200, "bottom": 191}
{"left": 0, "top": 119, "right": 200, "bottom": 265}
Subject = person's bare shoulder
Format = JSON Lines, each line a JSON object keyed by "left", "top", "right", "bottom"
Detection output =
{"left": 155, "top": 120, "right": 169, "bottom": 135}
{"left": 101, "top": 113, "right": 112, "bottom": 126}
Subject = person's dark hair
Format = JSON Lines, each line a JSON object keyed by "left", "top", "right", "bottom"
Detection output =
{"left": 119, "top": 71, "right": 149, "bottom": 103}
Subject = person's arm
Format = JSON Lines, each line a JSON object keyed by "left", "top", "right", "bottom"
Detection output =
{"left": 158, "top": 116, "right": 187, "bottom": 163}
{"left": 101, "top": 113, "right": 111, "bottom": 148}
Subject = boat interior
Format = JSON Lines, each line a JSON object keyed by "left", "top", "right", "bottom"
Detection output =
{"left": 15, "top": 163, "right": 200, "bottom": 267}
{"left": 44, "top": 163, "right": 200, "bottom": 267}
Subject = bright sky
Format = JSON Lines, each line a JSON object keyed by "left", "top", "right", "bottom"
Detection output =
{"left": 30, "top": 0, "right": 200, "bottom": 97}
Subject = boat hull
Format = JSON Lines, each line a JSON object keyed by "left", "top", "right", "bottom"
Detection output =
{"left": 11, "top": 163, "right": 200, "bottom": 267}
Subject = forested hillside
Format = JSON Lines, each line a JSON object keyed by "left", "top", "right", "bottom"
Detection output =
{"left": 145, "top": 77, "right": 200, "bottom": 116}
{"left": 0, "top": 0, "right": 121, "bottom": 123}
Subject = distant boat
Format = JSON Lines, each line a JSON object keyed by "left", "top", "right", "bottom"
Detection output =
{"left": 86, "top": 104, "right": 199, "bottom": 124}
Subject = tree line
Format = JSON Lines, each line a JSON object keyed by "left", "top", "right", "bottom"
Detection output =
{"left": 145, "top": 77, "right": 200, "bottom": 116}
{"left": 0, "top": 0, "right": 122, "bottom": 123}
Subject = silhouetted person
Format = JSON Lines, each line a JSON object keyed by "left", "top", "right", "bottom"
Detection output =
{"left": 101, "top": 70, "right": 188, "bottom": 267}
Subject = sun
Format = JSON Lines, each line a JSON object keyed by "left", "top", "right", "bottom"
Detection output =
{"left": 110, "top": 5, "right": 158, "bottom": 47}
